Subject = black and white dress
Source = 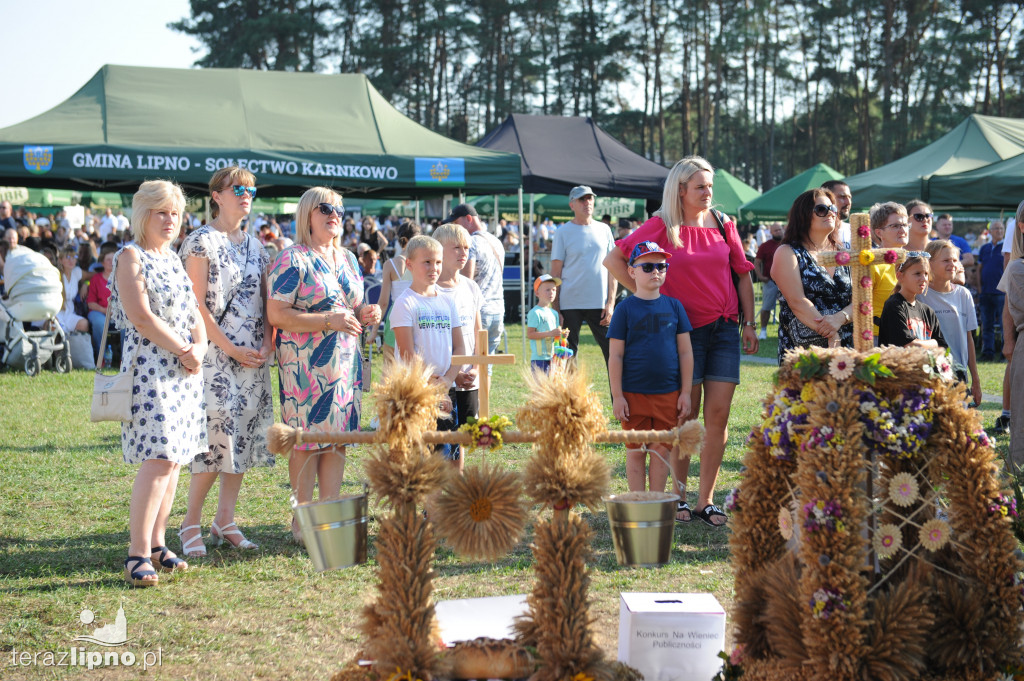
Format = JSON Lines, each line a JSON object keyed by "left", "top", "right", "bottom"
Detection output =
{"left": 179, "top": 226, "right": 274, "bottom": 474}
{"left": 777, "top": 244, "right": 853, "bottom": 361}
{"left": 109, "top": 244, "right": 207, "bottom": 465}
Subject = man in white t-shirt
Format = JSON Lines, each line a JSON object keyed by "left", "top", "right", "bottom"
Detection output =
{"left": 550, "top": 185, "right": 617, "bottom": 365}
{"left": 97, "top": 208, "right": 117, "bottom": 240}
{"left": 115, "top": 209, "right": 130, "bottom": 234}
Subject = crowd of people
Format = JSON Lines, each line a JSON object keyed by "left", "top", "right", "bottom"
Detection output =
{"left": 3, "top": 156, "right": 1020, "bottom": 585}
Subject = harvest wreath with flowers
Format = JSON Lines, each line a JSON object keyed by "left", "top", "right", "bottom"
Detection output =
{"left": 725, "top": 345, "right": 1024, "bottom": 681}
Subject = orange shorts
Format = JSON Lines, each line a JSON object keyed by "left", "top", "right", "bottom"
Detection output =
{"left": 621, "top": 390, "right": 680, "bottom": 449}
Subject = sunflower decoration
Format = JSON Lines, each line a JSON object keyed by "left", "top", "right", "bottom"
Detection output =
{"left": 433, "top": 464, "right": 528, "bottom": 561}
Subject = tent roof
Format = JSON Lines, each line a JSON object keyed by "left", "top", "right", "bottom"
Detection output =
{"left": 738, "top": 163, "right": 843, "bottom": 223}
{"left": 925, "top": 151, "right": 1024, "bottom": 209}
{"left": 476, "top": 114, "right": 668, "bottom": 200}
{"left": 844, "top": 114, "right": 1024, "bottom": 206}
{"left": 713, "top": 168, "right": 760, "bottom": 218}
{"left": 0, "top": 65, "right": 520, "bottom": 197}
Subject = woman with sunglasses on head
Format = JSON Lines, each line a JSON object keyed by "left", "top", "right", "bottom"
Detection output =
{"left": 267, "top": 187, "right": 382, "bottom": 543}
{"left": 905, "top": 200, "right": 933, "bottom": 252}
{"left": 605, "top": 155, "right": 757, "bottom": 528}
{"left": 866, "top": 202, "right": 911, "bottom": 338}
{"left": 177, "top": 166, "right": 274, "bottom": 558}
{"left": 772, "top": 189, "right": 853, "bottom": 360}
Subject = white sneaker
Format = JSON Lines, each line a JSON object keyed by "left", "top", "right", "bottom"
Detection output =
{"left": 757, "top": 329, "right": 768, "bottom": 340}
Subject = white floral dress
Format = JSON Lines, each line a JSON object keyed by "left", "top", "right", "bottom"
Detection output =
{"left": 108, "top": 244, "right": 207, "bottom": 465}
{"left": 179, "top": 226, "right": 274, "bottom": 474}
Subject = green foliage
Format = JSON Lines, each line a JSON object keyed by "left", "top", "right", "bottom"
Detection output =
{"left": 168, "top": 0, "right": 1024, "bottom": 183}
{"left": 853, "top": 352, "right": 896, "bottom": 386}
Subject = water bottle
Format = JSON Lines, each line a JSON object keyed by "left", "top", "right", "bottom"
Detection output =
{"left": 104, "top": 344, "right": 113, "bottom": 369}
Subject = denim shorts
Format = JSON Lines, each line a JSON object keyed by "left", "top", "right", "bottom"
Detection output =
{"left": 690, "top": 317, "right": 741, "bottom": 385}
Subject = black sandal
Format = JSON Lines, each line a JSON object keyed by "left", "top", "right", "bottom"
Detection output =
{"left": 150, "top": 546, "right": 188, "bottom": 573}
{"left": 123, "top": 556, "right": 159, "bottom": 587}
{"left": 675, "top": 501, "right": 692, "bottom": 523}
{"left": 695, "top": 504, "right": 728, "bottom": 527}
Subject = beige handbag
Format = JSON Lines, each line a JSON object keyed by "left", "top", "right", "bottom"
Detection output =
{"left": 90, "top": 313, "right": 138, "bottom": 422}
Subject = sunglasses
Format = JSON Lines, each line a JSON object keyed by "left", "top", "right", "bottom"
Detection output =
{"left": 813, "top": 204, "right": 838, "bottom": 218}
{"left": 912, "top": 212, "right": 933, "bottom": 221}
{"left": 228, "top": 185, "right": 257, "bottom": 197}
{"left": 898, "top": 251, "right": 931, "bottom": 270}
{"left": 635, "top": 262, "right": 669, "bottom": 273}
{"left": 317, "top": 203, "right": 345, "bottom": 217}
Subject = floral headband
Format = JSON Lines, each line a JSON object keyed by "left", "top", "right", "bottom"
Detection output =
{"left": 898, "top": 251, "right": 930, "bottom": 271}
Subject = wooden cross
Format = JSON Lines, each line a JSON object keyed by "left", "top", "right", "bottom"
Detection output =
{"left": 451, "top": 328, "right": 516, "bottom": 418}
{"left": 814, "top": 212, "right": 907, "bottom": 352}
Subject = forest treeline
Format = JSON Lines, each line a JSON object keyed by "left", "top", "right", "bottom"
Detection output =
{"left": 172, "top": 0, "right": 1024, "bottom": 191}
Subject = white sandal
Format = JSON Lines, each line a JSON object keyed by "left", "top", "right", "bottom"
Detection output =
{"left": 211, "top": 521, "right": 258, "bottom": 550}
{"left": 177, "top": 524, "right": 207, "bottom": 558}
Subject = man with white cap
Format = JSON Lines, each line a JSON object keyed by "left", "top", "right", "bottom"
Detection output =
{"left": 449, "top": 203, "right": 506, "bottom": 366}
{"left": 550, "top": 185, "right": 617, "bottom": 366}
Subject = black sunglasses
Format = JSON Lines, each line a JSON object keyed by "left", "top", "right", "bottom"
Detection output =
{"left": 813, "top": 203, "right": 838, "bottom": 218}
{"left": 912, "top": 212, "right": 933, "bottom": 221}
{"left": 637, "top": 262, "right": 669, "bottom": 273}
{"left": 317, "top": 203, "right": 345, "bottom": 217}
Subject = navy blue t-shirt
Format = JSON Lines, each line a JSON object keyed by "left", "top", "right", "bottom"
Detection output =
{"left": 607, "top": 294, "right": 692, "bottom": 394}
{"left": 979, "top": 241, "right": 1004, "bottom": 295}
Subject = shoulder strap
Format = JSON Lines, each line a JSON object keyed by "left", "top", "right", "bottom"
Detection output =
{"left": 710, "top": 209, "right": 728, "bottom": 240}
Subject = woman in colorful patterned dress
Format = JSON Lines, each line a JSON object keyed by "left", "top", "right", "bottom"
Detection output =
{"left": 110, "top": 180, "right": 207, "bottom": 586}
{"left": 267, "top": 187, "right": 382, "bottom": 542}
{"left": 177, "top": 166, "right": 274, "bottom": 558}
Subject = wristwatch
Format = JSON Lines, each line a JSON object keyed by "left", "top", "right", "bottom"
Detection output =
{"left": 743, "top": 321, "right": 756, "bottom": 328}
{"left": 841, "top": 310, "right": 851, "bottom": 324}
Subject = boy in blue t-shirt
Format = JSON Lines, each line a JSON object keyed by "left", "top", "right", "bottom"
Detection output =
{"left": 526, "top": 274, "right": 566, "bottom": 373}
{"left": 608, "top": 241, "right": 693, "bottom": 494}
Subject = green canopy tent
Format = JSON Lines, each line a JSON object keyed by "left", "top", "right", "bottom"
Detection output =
{"left": 925, "top": 151, "right": 1024, "bottom": 210}
{"left": 713, "top": 169, "right": 760, "bottom": 218}
{"left": 844, "top": 114, "right": 1024, "bottom": 207}
{"left": 0, "top": 186, "right": 126, "bottom": 210}
{"left": 0, "top": 65, "right": 522, "bottom": 198}
{"left": 738, "top": 163, "right": 843, "bottom": 224}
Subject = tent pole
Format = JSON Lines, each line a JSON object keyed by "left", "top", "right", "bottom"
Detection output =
{"left": 414, "top": 198, "right": 420, "bottom": 225}
{"left": 518, "top": 187, "right": 526, "bottom": 360}
{"left": 494, "top": 195, "right": 499, "bottom": 235}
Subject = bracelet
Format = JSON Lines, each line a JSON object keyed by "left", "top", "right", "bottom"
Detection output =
{"left": 841, "top": 310, "right": 851, "bottom": 324}
{"left": 324, "top": 314, "right": 332, "bottom": 331}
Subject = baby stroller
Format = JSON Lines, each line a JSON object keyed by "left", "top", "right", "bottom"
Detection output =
{"left": 0, "top": 247, "right": 71, "bottom": 376}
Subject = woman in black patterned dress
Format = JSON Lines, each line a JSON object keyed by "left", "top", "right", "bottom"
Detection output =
{"left": 771, "top": 188, "right": 854, "bottom": 362}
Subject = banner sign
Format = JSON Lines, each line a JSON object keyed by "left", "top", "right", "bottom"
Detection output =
{"left": 0, "top": 145, "right": 509, "bottom": 192}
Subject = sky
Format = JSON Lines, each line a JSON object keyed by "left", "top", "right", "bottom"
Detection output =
{"left": 0, "top": 0, "right": 201, "bottom": 129}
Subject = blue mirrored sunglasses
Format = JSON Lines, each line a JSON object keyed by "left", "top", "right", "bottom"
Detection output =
{"left": 637, "top": 262, "right": 669, "bottom": 273}
{"left": 317, "top": 203, "right": 345, "bottom": 217}
{"left": 232, "top": 185, "right": 257, "bottom": 197}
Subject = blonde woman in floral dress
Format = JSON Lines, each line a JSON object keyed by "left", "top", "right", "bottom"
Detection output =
{"left": 267, "top": 187, "right": 382, "bottom": 542}
{"left": 111, "top": 180, "right": 207, "bottom": 586}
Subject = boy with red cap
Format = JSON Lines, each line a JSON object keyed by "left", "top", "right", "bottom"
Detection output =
{"left": 608, "top": 241, "right": 694, "bottom": 494}
{"left": 526, "top": 273, "right": 566, "bottom": 373}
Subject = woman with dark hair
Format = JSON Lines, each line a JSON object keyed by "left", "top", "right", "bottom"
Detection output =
{"left": 373, "top": 220, "right": 421, "bottom": 361}
{"left": 360, "top": 216, "right": 388, "bottom": 256}
{"left": 604, "top": 155, "right": 757, "bottom": 527}
{"left": 771, "top": 189, "right": 853, "bottom": 360}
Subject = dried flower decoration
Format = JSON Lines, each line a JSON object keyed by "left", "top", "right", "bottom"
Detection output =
{"left": 873, "top": 523, "right": 902, "bottom": 559}
{"left": 835, "top": 251, "right": 851, "bottom": 265}
{"left": 778, "top": 505, "right": 794, "bottom": 540}
{"left": 828, "top": 355, "right": 854, "bottom": 380}
{"left": 433, "top": 464, "right": 528, "bottom": 561}
{"left": 859, "top": 250, "right": 875, "bottom": 266}
{"left": 920, "top": 518, "right": 951, "bottom": 551}
{"left": 810, "top": 586, "right": 848, "bottom": 619}
{"left": 884, "top": 249, "right": 899, "bottom": 264}
{"left": 888, "top": 472, "right": 920, "bottom": 507}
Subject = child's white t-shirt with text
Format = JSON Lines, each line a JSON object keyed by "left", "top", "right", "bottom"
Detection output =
{"left": 390, "top": 287, "right": 462, "bottom": 376}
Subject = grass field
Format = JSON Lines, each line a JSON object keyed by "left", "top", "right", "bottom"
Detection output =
{"left": 0, "top": 322, "right": 1011, "bottom": 680}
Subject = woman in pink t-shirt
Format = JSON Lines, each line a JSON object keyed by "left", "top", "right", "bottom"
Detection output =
{"left": 604, "top": 155, "right": 757, "bottom": 528}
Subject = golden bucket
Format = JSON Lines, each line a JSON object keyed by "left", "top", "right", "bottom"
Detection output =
{"left": 604, "top": 492, "right": 679, "bottom": 567}
{"left": 291, "top": 490, "right": 368, "bottom": 572}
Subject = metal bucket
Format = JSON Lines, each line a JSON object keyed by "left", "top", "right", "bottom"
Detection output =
{"left": 604, "top": 492, "right": 679, "bottom": 566}
{"left": 291, "top": 490, "right": 368, "bottom": 572}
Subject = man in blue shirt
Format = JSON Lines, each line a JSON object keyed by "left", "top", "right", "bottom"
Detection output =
{"left": 978, "top": 220, "right": 1006, "bottom": 361}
